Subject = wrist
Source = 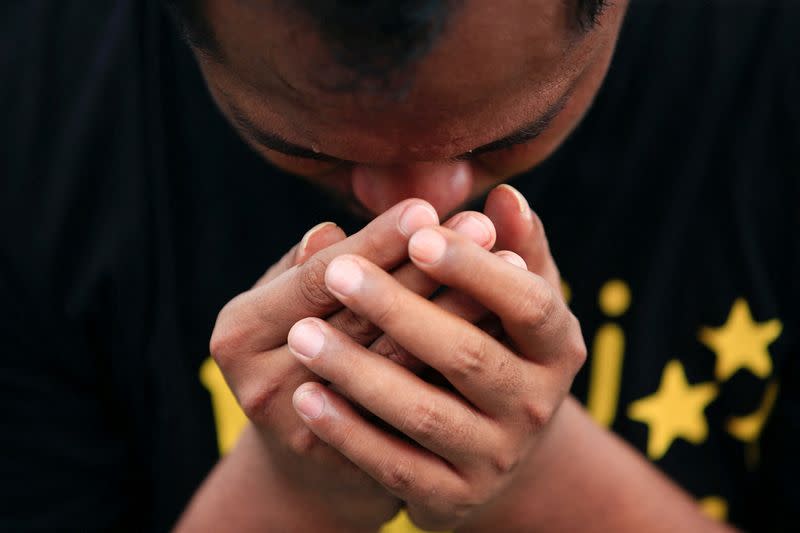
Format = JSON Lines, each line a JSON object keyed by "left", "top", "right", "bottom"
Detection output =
{"left": 455, "top": 397, "right": 582, "bottom": 532}
{"left": 251, "top": 426, "right": 400, "bottom": 532}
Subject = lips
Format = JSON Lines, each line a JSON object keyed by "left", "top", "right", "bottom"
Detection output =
{"left": 351, "top": 162, "right": 474, "bottom": 218}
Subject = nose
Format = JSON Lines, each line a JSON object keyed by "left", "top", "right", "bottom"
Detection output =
{"left": 351, "top": 161, "right": 474, "bottom": 217}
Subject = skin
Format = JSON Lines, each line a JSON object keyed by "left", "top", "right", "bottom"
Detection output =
{"left": 195, "top": 0, "right": 627, "bottom": 216}
{"left": 177, "top": 1, "right": 739, "bottom": 531}
{"left": 179, "top": 197, "right": 533, "bottom": 531}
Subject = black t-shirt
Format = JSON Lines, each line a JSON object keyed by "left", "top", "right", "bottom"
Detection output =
{"left": 1, "top": 1, "right": 798, "bottom": 531}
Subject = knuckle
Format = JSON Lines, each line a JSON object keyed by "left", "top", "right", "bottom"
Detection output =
{"left": 371, "top": 288, "right": 402, "bottom": 329}
{"left": 209, "top": 309, "right": 249, "bottom": 369}
{"left": 208, "top": 326, "right": 238, "bottom": 370}
{"left": 450, "top": 500, "right": 480, "bottom": 522}
{"left": 571, "top": 341, "right": 588, "bottom": 374}
{"left": 521, "top": 398, "right": 554, "bottom": 432}
{"left": 287, "top": 426, "right": 320, "bottom": 456}
{"left": 569, "top": 316, "right": 588, "bottom": 370}
{"left": 329, "top": 419, "right": 358, "bottom": 451}
{"left": 407, "top": 482, "right": 479, "bottom": 531}
{"left": 443, "top": 487, "right": 483, "bottom": 523}
{"left": 402, "top": 401, "right": 446, "bottom": 442}
{"left": 331, "top": 309, "right": 377, "bottom": 344}
{"left": 449, "top": 333, "right": 489, "bottom": 379}
{"left": 515, "top": 278, "right": 559, "bottom": 332}
{"left": 370, "top": 335, "right": 398, "bottom": 357}
{"left": 485, "top": 352, "right": 519, "bottom": 396}
{"left": 371, "top": 335, "right": 413, "bottom": 366}
{"left": 297, "top": 256, "right": 333, "bottom": 310}
{"left": 381, "top": 457, "right": 417, "bottom": 494}
{"left": 362, "top": 226, "right": 392, "bottom": 265}
{"left": 239, "top": 380, "right": 283, "bottom": 424}
{"left": 489, "top": 445, "right": 521, "bottom": 476}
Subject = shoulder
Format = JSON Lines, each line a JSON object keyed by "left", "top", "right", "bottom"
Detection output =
{"left": 0, "top": 0, "right": 163, "bottom": 312}
{"left": 609, "top": 0, "right": 798, "bottom": 160}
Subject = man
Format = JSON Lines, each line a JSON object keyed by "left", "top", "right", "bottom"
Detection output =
{"left": 1, "top": 0, "right": 796, "bottom": 531}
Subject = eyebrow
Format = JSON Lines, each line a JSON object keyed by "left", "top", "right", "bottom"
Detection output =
{"left": 227, "top": 86, "right": 574, "bottom": 164}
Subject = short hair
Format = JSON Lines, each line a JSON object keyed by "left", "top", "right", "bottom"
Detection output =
{"left": 165, "top": 0, "right": 608, "bottom": 84}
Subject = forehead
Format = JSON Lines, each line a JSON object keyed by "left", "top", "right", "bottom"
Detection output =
{"left": 201, "top": 0, "right": 601, "bottom": 161}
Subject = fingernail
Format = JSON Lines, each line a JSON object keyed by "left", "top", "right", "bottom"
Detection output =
{"left": 497, "top": 184, "right": 530, "bottom": 216}
{"left": 452, "top": 213, "right": 494, "bottom": 247}
{"left": 288, "top": 320, "right": 325, "bottom": 359}
{"left": 299, "top": 222, "right": 337, "bottom": 256}
{"left": 295, "top": 389, "right": 325, "bottom": 419}
{"left": 325, "top": 257, "right": 363, "bottom": 296}
{"left": 496, "top": 250, "right": 528, "bottom": 270}
{"left": 409, "top": 228, "right": 447, "bottom": 264}
{"left": 399, "top": 202, "right": 438, "bottom": 237}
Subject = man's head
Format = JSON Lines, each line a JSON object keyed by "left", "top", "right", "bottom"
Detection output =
{"left": 168, "top": 0, "right": 628, "bottom": 216}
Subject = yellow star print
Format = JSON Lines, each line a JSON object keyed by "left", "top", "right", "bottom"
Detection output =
{"left": 699, "top": 298, "right": 782, "bottom": 381}
{"left": 628, "top": 360, "right": 718, "bottom": 460}
{"left": 727, "top": 381, "right": 779, "bottom": 442}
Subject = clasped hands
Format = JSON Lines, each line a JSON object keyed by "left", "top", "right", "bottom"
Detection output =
{"left": 211, "top": 185, "right": 587, "bottom": 531}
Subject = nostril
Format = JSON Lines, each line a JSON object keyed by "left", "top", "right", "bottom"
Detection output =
{"left": 447, "top": 162, "right": 471, "bottom": 188}
{"left": 351, "top": 162, "right": 474, "bottom": 216}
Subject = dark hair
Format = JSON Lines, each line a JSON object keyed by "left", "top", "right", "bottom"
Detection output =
{"left": 166, "top": 0, "right": 608, "bottom": 83}
{"left": 291, "top": 0, "right": 454, "bottom": 83}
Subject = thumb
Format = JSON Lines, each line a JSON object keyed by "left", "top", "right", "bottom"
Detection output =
{"left": 483, "top": 184, "right": 562, "bottom": 296}
{"left": 254, "top": 222, "right": 347, "bottom": 288}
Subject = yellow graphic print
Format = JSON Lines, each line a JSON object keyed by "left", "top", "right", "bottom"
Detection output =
{"left": 381, "top": 511, "right": 438, "bottom": 533}
{"left": 587, "top": 279, "right": 630, "bottom": 427}
{"left": 627, "top": 360, "right": 718, "bottom": 460}
{"left": 560, "top": 280, "right": 572, "bottom": 303}
{"left": 598, "top": 278, "right": 631, "bottom": 317}
{"left": 199, "top": 357, "right": 248, "bottom": 455}
{"left": 200, "top": 356, "right": 431, "bottom": 532}
{"left": 699, "top": 298, "right": 782, "bottom": 381}
{"left": 201, "top": 289, "right": 783, "bottom": 530}
{"left": 699, "top": 496, "right": 729, "bottom": 522}
{"left": 727, "top": 380, "right": 779, "bottom": 442}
